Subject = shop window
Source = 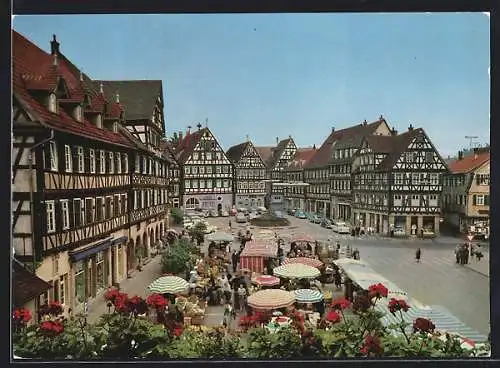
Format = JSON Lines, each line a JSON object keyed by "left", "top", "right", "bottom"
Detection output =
{"left": 96, "top": 252, "right": 105, "bottom": 292}
{"left": 74, "top": 261, "right": 85, "bottom": 305}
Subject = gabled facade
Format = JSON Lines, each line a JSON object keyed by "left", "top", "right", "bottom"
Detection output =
{"left": 283, "top": 147, "right": 317, "bottom": 211}
{"left": 226, "top": 139, "right": 267, "bottom": 209}
{"left": 329, "top": 117, "right": 393, "bottom": 221}
{"left": 442, "top": 148, "right": 490, "bottom": 236}
{"left": 12, "top": 31, "right": 171, "bottom": 317}
{"left": 256, "top": 136, "right": 297, "bottom": 211}
{"left": 351, "top": 125, "right": 449, "bottom": 236}
{"left": 161, "top": 140, "right": 181, "bottom": 209}
{"left": 173, "top": 126, "right": 233, "bottom": 211}
{"left": 97, "top": 80, "right": 170, "bottom": 271}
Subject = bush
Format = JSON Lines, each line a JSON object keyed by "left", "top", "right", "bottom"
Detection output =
{"left": 170, "top": 208, "right": 183, "bottom": 225}
{"left": 250, "top": 214, "right": 290, "bottom": 227}
{"left": 188, "top": 222, "right": 206, "bottom": 245}
{"left": 161, "top": 238, "right": 196, "bottom": 275}
{"left": 13, "top": 283, "right": 491, "bottom": 360}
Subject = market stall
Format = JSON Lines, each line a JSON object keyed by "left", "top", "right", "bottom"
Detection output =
{"left": 282, "top": 257, "right": 324, "bottom": 269}
{"left": 252, "top": 275, "right": 281, "bottom": 287}
{"left": 247, "top": 289, "right": 295, "bottom": 311}
{"left": 240, "top": 240, "right": 278, "bottom": 274}
{"left": 273, "top": 263, "right": 321, "bottom": 280}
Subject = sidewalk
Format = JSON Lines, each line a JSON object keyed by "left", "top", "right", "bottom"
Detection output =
{"left": 464, "top": 251, "right": 490, "bottom": 277}
{"left": 86, "top": 255, "right": 163, "bottom": 323}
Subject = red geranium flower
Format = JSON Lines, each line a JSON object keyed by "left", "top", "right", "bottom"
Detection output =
{"left": 352, "top": 294, "right": 372, "bottom": 314}
{"left": 368, "top": 283, "right": 389, "bottom": 299}
{"left": 413, "top": 317, "right": 436, "bottom": 334}
{"left": 360, "top": 334, "right": 383, "bottom": 356}
{"left": 325, "top": 310, "right": 341, "bottom": 323}
{"left": 113, "top": 293, "right": 131, "bottom": 314}
{"left": 48, "top": 301, "right": 64, "bottom": 316}
{"left": 146, "top": 293, "right": 168, "bottom": 312}
{"left": 330, "top": 297, "right": 351, "bottom": 310}
{"left": 173, "top": 323, "right": 184, "bottom": 336}
{"left": 388, "top": 298, "right": 410, "bottom": 314}
{"left": 104, "top": 287, "right": 121, "bottom": 302}
{"left": 40, "top": 320, "right": 65, "bottom": 336}
{"left": 127, "top": 295, "right": 148, "bottom": 315}
{"left": 13, "top": 308, "right": 32, "bottom": 324}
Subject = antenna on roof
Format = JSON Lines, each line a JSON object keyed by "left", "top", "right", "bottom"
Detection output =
{"left": 205, "top": 118, "right": 208, "bottom": 127}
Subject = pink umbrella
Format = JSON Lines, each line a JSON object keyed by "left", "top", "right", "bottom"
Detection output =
{"left": 292, "top": 234, "right": 315, "bottom": 243}
{"left": 282, "top": 257, "right": 323, "bottom": 269}
{"left": 253, "top": 275, "right": 280, "bottom": 287}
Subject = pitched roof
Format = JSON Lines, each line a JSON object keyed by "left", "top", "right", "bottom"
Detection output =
{"left": 160, "top": 140, "right": 180, "bottom": 166}
{"left": 447, "top": 150, "right": 490, "bottom": 174}
{"left": 13, "top": 260, "right": 52, "bottom": 306}
{"left": 226, "top": 141, "right": 249, "bottom": 163}
{"left": 255, "top": 146, "right": 274, "bottom": 167}
{"left": 376, "top": 128, "right": 424, "bottom": 170}
{"left": 286, "top": 148, "right": 317, "bottom": 170}
{"left": 93, "top": 80, "right": 162, "bottom": 121}
{"left": 173, "top": 128, "right": 206, "bottom": 164}
{"left": 266, "top": 137, "right": 293, "bottom": 168}
{"left": 12, "top": 31, "right": 132, "bottom": 147}
{"left": 364, "top": 135, "right": 396, "bottom": 153}
{"left": 305, "top": 119, "right": 386, "bottom": 168}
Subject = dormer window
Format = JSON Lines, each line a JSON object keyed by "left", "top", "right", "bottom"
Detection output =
{"left": 48, "top": 93, "right": 58, "bottom": 113}
{"left": 112, "top": 121, "right": 118, "bottom": 133}
{"left": 73, "top": 105, "right": 83, "bottom": 122}
{"left": 95, "top": 114, "right": 103, "bottom": 129}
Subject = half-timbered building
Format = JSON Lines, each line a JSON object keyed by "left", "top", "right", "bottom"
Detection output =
{"left": 96, "top": 80, "right": 170, "bottom": 271}
{"left": 351, "top": 125, "right": 448, "bottom": 236}
{"left": 329, "top": 117, "right": 392, "bottom": 222}
{"left": 283, "top": 147, "right": 316, "bottom": 211}
{"left": 442, "top": 147, "right": 490, "bottom": 236}
{"left": 12, "top": 31, "right": 136, "bottom": 316}
{"left": 256, "top": 136, "right": 297, "bottom": 211}
{"left": 226, "top": 138, "right": 267, "bottom": 209}
{"left": 161, "top": 140, "right": 181, "bottom": 209}
{"left": 172, "top": 125, "right": 234, "bottom": 212}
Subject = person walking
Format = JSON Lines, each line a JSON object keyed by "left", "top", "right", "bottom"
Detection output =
{"left": 222, "top": 301, "right": 234, "bottom": 329}
{"left": 415, "top": 248, "right": 421, "bottom": 263}
{"left": 228, "top": 219, "right": 232, "bottom": 230}
{"left": 231, "top": 250, "right": 238, "bottom": 273}
{"left": 455, "top": 245, "right": 461, "bottom": 264}
{"left": 237, "top": 284, "right": 247, "bottom": 312}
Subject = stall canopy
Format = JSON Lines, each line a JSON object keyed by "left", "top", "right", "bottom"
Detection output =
{"left": 206, "top": 231, "right": 235, "bottom": 243}
{"left": 247, "top": 289, "right": 295, "bottom": 310}
{"left": 240, "top": 241, "right": 278, "bottom": 274}
{"left": 283, "top": 257, "right": 324, "bottom": 269}
{"left": 376, "top": 303, "right": 488, "bottom": 343}
{"left": 291, "top": 234, "right": 315, "bottom": 243}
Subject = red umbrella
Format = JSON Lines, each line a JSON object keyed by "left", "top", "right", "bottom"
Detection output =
{"left": 253, "top": 275, "right": 280, "bottom": 287}
{"left": 282, "top": 257, "right": 323, "bottom": 269}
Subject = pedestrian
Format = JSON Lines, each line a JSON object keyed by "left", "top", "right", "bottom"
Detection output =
{"left": 455, "top": 245, "right": 461, "bottom": 264}
{"left": 277, "top": 245, "right": 284, "bottom": 265}
{"left": 222, "top": 301, "right": 234, "bottom": 328}
{"left": 231, "top": 250, "right": 238, "bottom": 273}
{"left": 415, "top": 248, "right": 421, "bottom": 263}
{"left": 334, "top": 271, "right": 342, "bottom": 289}
{"left": 228, "top": 219, "right": 232, "bottom": 230}
{"left": 237, "top": 284, "right": 247, "bottom": 312}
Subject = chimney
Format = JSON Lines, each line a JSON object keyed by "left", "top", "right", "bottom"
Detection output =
{"left": 178, "top": 131, "right": 183, "bottom": 142}
{"left": 115, "top": 92, "right": 120, "bottom": 103}
{"left": 313, "top": 144, "right": 316, "bottom": 150}
{"left": 473, "top": 147, "right": 479, "bottom": 159}
{"left": 50, "top": 34, "right": 60, "bottom": 55}
{"left": 458, "top": 151, "right": 463, "bottom": 160}
{"left": 408, "top": 124, "right": 414, "bottom": 131}
{"left": 276, "top": 137, "right": 279, "bottom": 145}
{"left": 331, "top": 126, "right": 335, "bottom": 133}
{"left": 363, "top": 119, "right": 367, "bottom": 126}
{"left": 391, "top": 126, "right": 398, "bottom": 135}
{"left": 99, "top": 82, "right": 104, "bottom": 94}
{"left": 379, "top": 114, "right": 384, "bottom": 120}
{"left": 52, "top": 53, "right": 58, "bottom": 66}
{"left": 187, "top": 125, "right": 192, "bottom": 135}
{"left": 79, "top": 71, "right": 84, "bottom": 81}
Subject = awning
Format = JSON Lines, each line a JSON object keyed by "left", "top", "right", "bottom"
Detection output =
{"left": 13, "top": 260, "right": 52, "bottom": 306}
{"left": 69, "top": 237, "right": 114, "bottom": 262}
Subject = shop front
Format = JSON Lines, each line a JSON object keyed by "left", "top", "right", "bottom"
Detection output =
{"left": 70, "top": 236, "right": 128, "bottom": 312}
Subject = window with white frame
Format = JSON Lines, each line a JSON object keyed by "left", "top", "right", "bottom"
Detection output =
{"left": 100, "top": 150, "right": 106, "bottom": 174}
{"left": 61, "top": 200, "right": 70, "bottom": 230}
{"left": 141, "top": 190, "right": 145, "bottom": 208}
{"left": 141, "top": 157, "right": 146, "bottom": 174}
{"left": 116, "top": 153, "right": 121, "bottom": 174}
{"left": 85, "top": 198, "right": 94, "bottom": 224}
{"left": 48, "top": 93, "right": 58, "bottom": 113}
{"left": 64, "top": 145, "right": 72, "bottom": 172}
{"left": 96, "top": 197, "right": 104, "bottom": 221}
{"left": 149, "top": 159, "right": 152, "bottom": 175}
{"left": 430, "top": 173, "right": 439, "bottom": 185}
{"left": 474, "top": 195, "right": 485, "bottom": 206}
{"left": 200, "top": 180, "right": 205, "bottom": 189}
{"left": 411, "top": 194, "right": 420, "bottom": 206}
{"left": 192, "top": 180, "right": 199, "bottom": 189}
{"left": 59, "top": 275, "right": 66, "bottom": 305}
{"left": 393, "top": 195, "right": 402, "bottom": 206}
{"left": 76, "top": 146, "right": 84, "bottom": 172}
{"left": 216, "top": 166, "right": 222, "bottom": 174}
{"left": 185, "top": 166, "right": 191, "bottom": 175}
{"left": 123, "top": 153, "right": 128, "bottom": 173}
{"left": 192, "top": 166, "right": 198, "bottom": 175}
{"left": 46, "top": 200, "right": 56, "bottom": 233}
{"left": 121, "top": 194, "right": 127, "bottom": 213}
{"left": 73, "top": 199, "right": 82, "bottom": 227}
{"left": 134, "top": 191, "right": 138, "bottom": 209}
{"left": 394, "top": 173, "right": 403, "bottom": 185}
{"left": 185, "top": 180, "right": 191, "bottom": 189}
{"left": 412, "top": 173, "right": 420, "bottom": 185}
{"left": 108, "top": 152, "right": 114, "bottom": 173}
{"left": 193, "top": 152, "right": 199, "bottom": 160}
{"left": 89, "top": 149, "right": 96, "bottom": 173}
{"left": 135, "top": 155, "right": 140, "bottom": 172}
{"left": 216, "top": 179, "right": 222, "bottom": 188}
{"left": 48, "top": 141, "right": 58, "bottom": 171}
{"left": 199, "top": 166, "right": 205, "bottom": 175}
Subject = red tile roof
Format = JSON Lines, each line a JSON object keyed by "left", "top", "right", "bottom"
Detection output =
{"left": 447, "top": 151, "right": 490, "bottom": 174}
{"left": 173, "top": 128, "right": 206, "bottom": 163}
{"left": 255, "top": 146, "right": 274, "bottom": 166}
{"left": 12, "top": 30, "right": 132, "bottom": 147}
{"left": 286, "top": 147, "right": 317, "bottom": 170}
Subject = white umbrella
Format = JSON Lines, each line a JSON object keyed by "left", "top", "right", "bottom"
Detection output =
{"left": 293, "top": 288, "right": 324, "bottom": 303}
{"left": 206, "top": 231, "right": 235, "bottom": 242}
{"left": 148, "top": 276, "right": 189, "bottom": 294}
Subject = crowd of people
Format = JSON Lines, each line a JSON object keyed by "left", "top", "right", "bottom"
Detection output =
{"left": 455, "top": 243, "right": 483, "bottom": 265}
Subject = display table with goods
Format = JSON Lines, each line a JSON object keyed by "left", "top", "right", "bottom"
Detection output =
{"left": 175, "top": 295, "right": 207, "bottom": 325}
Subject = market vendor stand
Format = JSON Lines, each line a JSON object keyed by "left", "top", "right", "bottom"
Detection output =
{"left": 240, "top": 240, "right": 278, "bottom": 274}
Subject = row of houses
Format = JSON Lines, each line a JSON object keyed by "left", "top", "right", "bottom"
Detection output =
{"left": 12, "top": 31, "right": 180, "bottom": 317}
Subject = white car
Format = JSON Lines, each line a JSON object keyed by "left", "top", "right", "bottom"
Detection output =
{"left": 236, "top": 213, "right": 247, "bottom": 223}
{"left": 220, "top": 210, "right": 229, "bottom": 217}
{"left": 257, "top": 206, "right": 267, "bottom": 214}
{"left": 332, "top": 221, "right": 350, "bottom": 234}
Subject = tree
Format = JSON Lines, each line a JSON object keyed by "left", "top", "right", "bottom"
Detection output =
{"left": 170, "top": 208, "right": 183, "bottom": 225}
{"left": 188, "top": 222, "right": 207, "bottom": 246}
{"left": 169, "top": 132, "right": 180, "bottom": 146}
{"left": 160, "top": 238, "right": 195, "bottom": 275}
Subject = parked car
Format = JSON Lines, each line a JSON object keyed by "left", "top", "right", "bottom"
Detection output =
{"left": 248, "top": 211, "right": 260, "bottom": 220}
{"left": 310, "top": 214, "right": 322, "bottom": 224}
{"left": 237, "top": 208, "right": 249, "bottom": 215}
{"left": 236, "top": 213, "right": 247, "bottom": 223}
{"left": 332, "top": 221, "right": 350, "bottom": 234}
{"left": 286, "top": 208, "right": 296, "bottom": 215}
{"left": 257, "top": 206, "right": 267, "bottom": 214}
{"left": 273, "top": 210, "right": 286, "bottom": 219}
{"left": 220, "top": 210, "right": 229, "bottom": 217}
{"left": 321, "top": 219, "right": 333, "bottom": 229}
{"left": 209, "top": 209, "right": 218, "bottom": 217}
{"left": 295, "top": 210, "right": 307, "bottom": 219}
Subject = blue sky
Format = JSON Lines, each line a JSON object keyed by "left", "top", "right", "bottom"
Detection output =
{"left": 13, "top": 13, "right": 489, "bottom": 157}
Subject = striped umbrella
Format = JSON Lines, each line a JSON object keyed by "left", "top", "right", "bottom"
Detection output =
{"left": 283, "top": 257, "right": 324, "bottom": 269}
{"left": 253, "top": 275, "right": 281, "bottom": 287}
{"left": 148, "top": 276, "right": 189, "bottom": 294}
{"left": 206, "top": 231, "right": 235, "bottom": 242}
{"left": 294, "top": 288, "right": 324, "bottom": 303}
{"left": 292, "top": 234, "right": 315, "bottom": 243}
{"left": 247, "top": 289, "right": 295, "bottom": 310}
{"left": 273, "top": 263, "right": 321, "bottom": 279}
